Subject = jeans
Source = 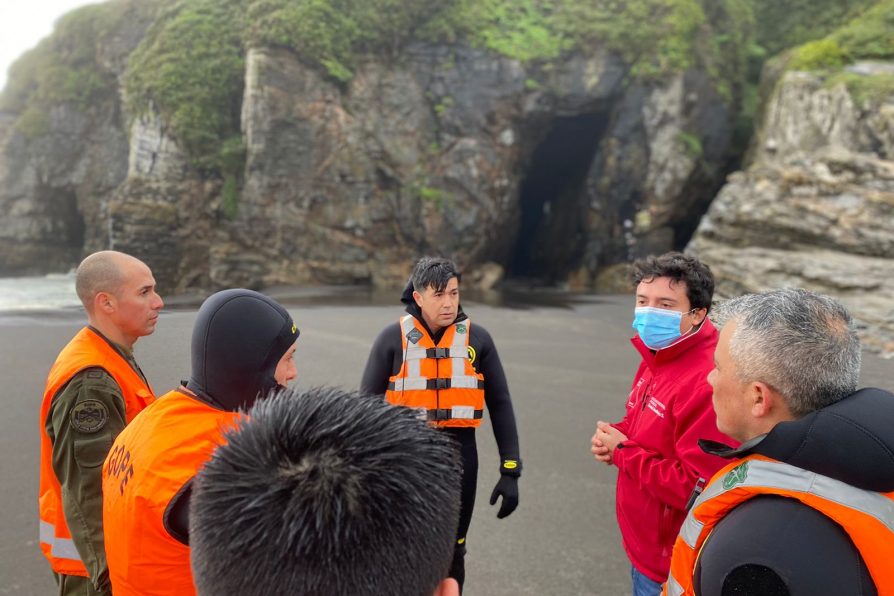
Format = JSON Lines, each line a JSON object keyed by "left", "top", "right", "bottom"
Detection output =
{"left": 631, "top": 566, "right": 662, "bottom": 596}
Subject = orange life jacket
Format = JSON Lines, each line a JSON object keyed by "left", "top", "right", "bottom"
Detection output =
{"left": 102, "top": 389, "right": 240, "bottom": 596}
{"left": 38, "top": 326, "right": 155, "bottom": 577}
{"left": 663, "top": 454, "right": 894, "bottom": 596}
{"left": 385, "top": 315, "right": 485, "bottom": 428}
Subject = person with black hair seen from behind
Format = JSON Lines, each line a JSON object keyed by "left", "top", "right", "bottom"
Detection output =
{"left": 102, "top": 289, "right": 299, "bottom": 596}
{"left": 361, "top": 256, "right": 522, "bottom": 590}
{"left": 664, "top": 289, "right": 894, "bottom": 596}
{"left": 190, "top": 387, "right": 463, "bottom": 596}
{"left": 591, "top": 252, "right": 737, "bottom": 596}
{"left": 38, "top": 250, "right": 163, "bottom": 596}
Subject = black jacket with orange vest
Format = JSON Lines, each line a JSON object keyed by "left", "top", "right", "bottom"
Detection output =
{"left": 665, "top": 387, "right": 894, "bottom": 596}
{"left": 360, "top": 281, "right": 519, "bottom": 462}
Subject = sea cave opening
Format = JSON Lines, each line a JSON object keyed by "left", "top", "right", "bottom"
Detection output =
{"left": 505, "top": 112, "right": 608, "bottom": 284}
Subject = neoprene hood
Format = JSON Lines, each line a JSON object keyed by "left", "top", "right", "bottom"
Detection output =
{"left": 186, "top": 289, "right": 298, "bottom": 411}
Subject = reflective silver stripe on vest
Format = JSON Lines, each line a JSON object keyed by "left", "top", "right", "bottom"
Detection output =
{"left": 665, "top": 574, "right": 684, "bottom": 596}
{"left": 39, "top": 520, "right": 83, "bottom": 562}
{"left": 680, "top": 458, "right": 894, "bottom": 549}
{"left": 400, "top": 316, "right": 421, "bottom": 381}
{"left": 404, "top": 346, "right": 467, "bottom": 360}
{"left": 450, "top": 321, "right": 468, "bottom": 379}
{"left": 388, "top": 376, "right": 482, "bottom": 392}
{"left": 397, "top": 316, "right": 480, "bottom": 392}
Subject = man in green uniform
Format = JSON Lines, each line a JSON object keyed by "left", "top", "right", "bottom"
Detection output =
{"left": 38, "top": 251, "right": 163, "bottom": 595}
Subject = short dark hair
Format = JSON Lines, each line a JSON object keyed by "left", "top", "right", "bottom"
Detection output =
{"left": 189, "top": 387, "right": 462, "bottom": 596}
{"left": 411, "top": 256, "right": 461, "bottom": 293}
{"left": 629, "top": 252, "right": 714, "bottom": 312}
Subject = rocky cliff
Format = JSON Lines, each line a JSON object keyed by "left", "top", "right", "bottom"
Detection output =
{"left": 2, "top": 0, "right": 892, "bottom": 363}
{"left": 689, "top": 63, "right": 894, "bottom": 356}
{"left": 0, "top": 34, "right": 733, "bottom": 291}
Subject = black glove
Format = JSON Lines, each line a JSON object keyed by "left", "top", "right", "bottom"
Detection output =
{"left": 489, "top": 459, "right": 521, "bottom": 519}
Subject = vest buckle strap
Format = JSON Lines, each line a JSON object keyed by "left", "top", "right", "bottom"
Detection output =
{"left": 427, "top": 378, "right": 450, "bottom": 390}
{"left": 426, "top": 408, "right": 484, "bottom": 421}
{"left": 426, "top": 347, "right": 452, "bottom": 359}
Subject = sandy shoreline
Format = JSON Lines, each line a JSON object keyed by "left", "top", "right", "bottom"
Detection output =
{"left": 2, "top": 295, "right": 891, "bottom": 595}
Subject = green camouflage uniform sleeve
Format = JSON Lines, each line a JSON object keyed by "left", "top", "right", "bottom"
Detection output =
{"left": 46, "top": 368, "right": 127, "bottom": 591}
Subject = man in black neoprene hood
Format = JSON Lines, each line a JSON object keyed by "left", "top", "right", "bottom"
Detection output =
{"left": 361, "top": 256, "right": 522, "bottom": 591}
{"left": 102, "top": 289, "right": 299, "bottom": 594}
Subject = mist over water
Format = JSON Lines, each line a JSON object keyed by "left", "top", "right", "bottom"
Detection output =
{"left": 0, "top": 272, "right": 80, "bottom": 312}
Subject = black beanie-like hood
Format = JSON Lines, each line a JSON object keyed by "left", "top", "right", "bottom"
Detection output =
{"left": 186, "top": 289, "right": 299, "bottom": 411}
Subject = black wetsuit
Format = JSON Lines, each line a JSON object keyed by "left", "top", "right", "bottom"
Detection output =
{"left": 360, "top": 283, "right": 521, "bottom": 586}
{"left": 692, "top": 387, "right": 894, "bottom": 596}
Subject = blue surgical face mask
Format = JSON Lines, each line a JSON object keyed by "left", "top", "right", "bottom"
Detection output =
{"left": 632, "top": 306, "right": 692, "bottom": 350}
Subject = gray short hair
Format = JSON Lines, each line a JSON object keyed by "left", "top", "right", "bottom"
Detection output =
{"left": 713, "top": 288, "right": 861, "bottom": 417}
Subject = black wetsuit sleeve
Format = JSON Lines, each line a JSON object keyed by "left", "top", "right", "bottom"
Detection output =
{"left": 360, "top": 324, "right": 402, "bottom": 396}
{"left": 472, "top": 324, "right": 520, "bottom": 461}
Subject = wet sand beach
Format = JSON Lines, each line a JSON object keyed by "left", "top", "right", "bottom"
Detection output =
{"left": 2, "top": 294, "right": 891, "bottom": 595}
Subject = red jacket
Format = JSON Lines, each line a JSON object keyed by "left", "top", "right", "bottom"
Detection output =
{"left": 611, "top": 318, "right": 735, "bottom": 583}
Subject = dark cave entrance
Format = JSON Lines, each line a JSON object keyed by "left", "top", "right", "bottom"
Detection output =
{"left": 506, "top": 112, "right": 607, "bottom": 283}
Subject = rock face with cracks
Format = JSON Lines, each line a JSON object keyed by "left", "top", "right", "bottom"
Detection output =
{"left": 689, "top": 65, "right": 894, "bottom": 357}
{"left": 0, "top": 39, "right": 732, "bottom": 293}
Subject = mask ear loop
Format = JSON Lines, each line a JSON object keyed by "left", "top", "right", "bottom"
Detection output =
{"left": 688, "top": 307, "right": 709, "bottom": 331}
{"left": 657, "top": 307, "right": 705, "bottom": 351}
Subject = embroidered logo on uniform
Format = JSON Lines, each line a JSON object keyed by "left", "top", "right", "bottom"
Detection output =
{"left": 70, "top": 399, "right": 109, "bottom": 433}
{"left": 467, "top": 345, "right": 477, "bottom": 365}
{"left": 722, "top": 461, "right": 749, "bottom": 490}
{"left": 407, "top": 329, "right": 423, "bottom": 344}
{"left": 291, "top": 323, "right": 297, "bottom": 334}
{"left": 456, "top": 324, "right": 467, "bottom": 334}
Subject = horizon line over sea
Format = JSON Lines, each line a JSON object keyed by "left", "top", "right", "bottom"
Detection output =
{"left": 0, "top": 273, "right": 612, "bottom": 322}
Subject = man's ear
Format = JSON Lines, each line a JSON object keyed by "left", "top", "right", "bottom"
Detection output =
{"left": 95, "top": 291, "right": 115, "bottom": 315}
{"left": 413, "top": 290, "right": 424, "bottom": 308}
{"left": 433, "top": 578, "right": 460, "bottom": 596}
{"left": 750, "top": 381, "right": 776, "bottom": 418}
{"left": 692, "top": 307, "right": 708, "bottom": 326}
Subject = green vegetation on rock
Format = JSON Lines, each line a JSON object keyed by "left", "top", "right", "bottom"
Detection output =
{"left": 0, "top": 2, "right": 143, "bottom": 136}
{"left": 2, "top": 0, "right": 892, "bottom": 186}
{"left": 788, "top": 0, "right": 894, "bottom": 70}
{"left": 749, "top": 0, "right": 879, "bottom": 58}
{"left": 784, "top": 0, "right": 894, "bottom": 103}
{"left": 125, "top": 0, "right": 246, "bottom": 172}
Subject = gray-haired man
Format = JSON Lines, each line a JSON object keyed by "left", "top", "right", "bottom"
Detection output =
{"left": 663, "top": 288, "right": 894, "bottom": 596}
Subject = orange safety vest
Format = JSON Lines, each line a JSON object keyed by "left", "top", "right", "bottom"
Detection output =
{"left": 663, "top": 454, "right": 894, "bottom": 596}
{"left": 38, "top": 326, "right": 155, "bottom": 577}
{"left": 385, "top": 315, "right": 485, "bottom": 428}
{"left": 102, "top": 388, "right": 240, "bottom": 596}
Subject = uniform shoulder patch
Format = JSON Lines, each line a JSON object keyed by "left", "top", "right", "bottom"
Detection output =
{"left": 455, "top": 323, "right": 467, "bottom": 334}
{"left": 85, "top": 369, "right": 105, "bottom": 379}
{"left": 70, "top": 399, "right": 109, "bottom": 434}
{"left": 407, "top": 328, "right": 423, "bottom": 344}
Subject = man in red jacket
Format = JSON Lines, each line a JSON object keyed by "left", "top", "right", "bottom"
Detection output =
{"left": 590, "top": 252, "right": 736, "bottom": 596}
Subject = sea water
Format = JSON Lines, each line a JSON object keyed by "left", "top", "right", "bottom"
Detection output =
{"left": 0, "top": 272, "right": 80, "bottom": 312}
